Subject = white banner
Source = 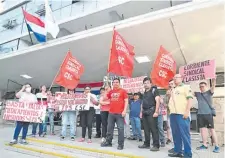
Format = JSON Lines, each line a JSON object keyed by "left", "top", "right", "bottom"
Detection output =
{"left": 54, "top": 92, "right": 90, "bottom": 111}
{"left": 3, "top": 101, "right": 46, "bottom": 123}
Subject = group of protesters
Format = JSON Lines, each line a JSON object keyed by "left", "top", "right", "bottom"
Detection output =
{"left": 8, "top": 74, "right": 220, "bottom": 157}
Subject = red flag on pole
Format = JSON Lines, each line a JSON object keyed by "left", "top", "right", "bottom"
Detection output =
{"left": 54, "top": 51, "right": 84, "bottom": 89}
{"left": 108, "top": 29, "right": 135, "bottom": 77}
{"left": 151, "top": 46, "right": 176, "bottom": 88}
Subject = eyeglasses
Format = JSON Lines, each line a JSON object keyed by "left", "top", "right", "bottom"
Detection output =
{"left": 85, "top": 89, "right": 90, "bottom": 90}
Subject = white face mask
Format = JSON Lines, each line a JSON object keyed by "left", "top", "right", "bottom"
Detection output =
{"left": 25, "top": 87, "right": 31, "bottom": 93}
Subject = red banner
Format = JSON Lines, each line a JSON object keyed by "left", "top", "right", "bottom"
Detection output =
{"left": 108, "top": 29, "right": 135, "bottom": 77}
{"left": 151, "top": 46, "right": 176, "bottom": 88}
{"left": 54, "top": 51, "right": 84, "bottom": 89}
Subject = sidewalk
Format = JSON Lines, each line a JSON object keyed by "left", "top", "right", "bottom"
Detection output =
{"left": 0, "top": 124, "right": 223, "bottom": 158}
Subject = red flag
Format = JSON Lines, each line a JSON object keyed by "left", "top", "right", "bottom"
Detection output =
{"left": 151, "top": 46, "right": 176, "bottom": 88}
{"left": 54, "top": 51, "right": 84, "bottom": 89}
{"left": 108, "top": 29, "right": 135, "bottom": 77}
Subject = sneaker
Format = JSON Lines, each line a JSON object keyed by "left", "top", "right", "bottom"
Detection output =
{"left": 101, "top": 141, "right": 112, "bottom": 147}
{"left": 87, "top": 139, "right": 92, "bottom": 143}
{"left": 117, "top": 145, "right": 124, "bottom": 150}
{"left": 138, "top": 144, "right": 150, "bottom": 149}
{"left": 168, "top": 148, "right": 174, "bottom": 153}
{"left": 101, "top": 137, "right": 106, "bottom": 143}
{"left": 150, "top": 147, "right": 159, "bottom": 151}
{"left": 196, "top": 145, "right": 208, "bottom": 150}
{"left": 166, "top": 139, "right": 172, "bottom": 144}
{"left": 78, "top": 138, "right": 85, "bottom": 142}
{"left": 161, "top": 144, "right": 166, "bottom": 147}
{"left": 139, "top": 139, "right": 142, "bottom": 142}
{"left": 213, "top": 146, "right": 220, "bottom": 153}
{"left": 60, "top": 136, "right": 65, "bottom": 140}
{"left": 41, "top": 133, "right": 46, "bottom": 137}
{"left": 168, "top": 153, "right": 184, "bottom": 157}
{"left": 128, "top": 137, "right": 137, "bottom": 140}
{"left": 71, "top": 137, "right": 75, "bottom": 141}
{"left": 20, "top": 139, "right": 28, "bottom": 145}
{"left": 9, "top": 139, "right": 17, "bottom": 145}
{"left": 31, "top": 134, "right": 36, "bottom": 137}
{"left": 94, "top": 135, "right": 101, "bottom": 138}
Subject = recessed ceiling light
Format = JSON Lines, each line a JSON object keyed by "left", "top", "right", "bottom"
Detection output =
{"left": 135, "top": 56, "right": 150, "bottom": 63}
{"left": 20, "top": 74, "right": 32, "bottom": 79}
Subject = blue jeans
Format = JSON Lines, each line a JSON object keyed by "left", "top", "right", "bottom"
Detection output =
{"left": 48, "top": 109, "right": 55, "bottom": 134}
{"left": 13, "top": 121, "right": 29, "bottom": 140}
{"left": 106, "top": 113, "right": 125, "bottom": 146}
{"left": 61, "top": 111, "right": 77, "bottom": 137}
{"left": 42, "top": 113, "right": 49, "bottom": 133}
{"left": 32, "top": 123, "right": 43, "bottom": 136}
{"left": 130, "top": 116, "right": 142, "bottom": 139}
{"left": 158, "top": 115, "right": 165, "bottom": 145}
{"left": 170, "top": 114, "right": 192, "bottom": 158}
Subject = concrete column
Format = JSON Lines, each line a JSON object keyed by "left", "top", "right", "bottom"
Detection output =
{"left": 213, "top": 95, "right": 224, "bottom": 146}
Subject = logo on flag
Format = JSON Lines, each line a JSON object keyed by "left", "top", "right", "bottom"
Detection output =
{"left": 54, "top": 51, "right": 84, "bottom": 89}
{"left": 151, "top": 46, "right": 176, "bottom": 88}
{"left": 108, "top": 29, "right": 135, "bottom": 77}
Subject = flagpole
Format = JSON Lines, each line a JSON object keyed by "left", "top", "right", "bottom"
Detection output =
{"left": 48, "top": 50, "right": 70, "bottom": 91}
{"left": 21, "top": 7, "right": 34, "bottom": 45}
{"left": 106, "top": 26, "right": 116, "bottom": 85}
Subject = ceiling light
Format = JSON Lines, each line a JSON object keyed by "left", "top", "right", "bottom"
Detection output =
{"left": 135, "top": 56, "right": 150, "bottom": 63}
{"left": 20, "top": 74, "right": 32, "bottom": 79}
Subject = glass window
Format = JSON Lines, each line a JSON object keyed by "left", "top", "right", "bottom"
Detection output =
{"left": 60, "top": 5, "right": 72, "bottom": 20}
{"left": 70, "top": 1, "right": 83, "bottom": 17}
{"left": 61, "top": 0, "right": 72, "bottom": 8}
{"left": 51, "top": 0, "right": 62, "bottom": 11}
{"left": 53, "top": 9, "right": 62, "bottom": 21}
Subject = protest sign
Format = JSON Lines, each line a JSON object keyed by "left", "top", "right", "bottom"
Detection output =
{"left": 54, "top": 92, "right": 90, "bottom": 111}
{"left": 3, "top": 101, "right": 46, "bottom": 123}
{"left": 179, "top": 59, "right": 216, "bottom": 82}
{"left": 121, "top": 76, "right": 146, "bottom": 93}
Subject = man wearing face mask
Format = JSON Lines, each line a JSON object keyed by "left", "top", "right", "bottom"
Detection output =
{"left": 9, "top": 84, "right": 37, "bottom": 145}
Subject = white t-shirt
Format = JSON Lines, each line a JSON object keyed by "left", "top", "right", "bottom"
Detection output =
{"left": 94, "top": 95, "right": 101, "bottom": 114}
{"left": 19, "top": 92, "right": 37, "bottom": 103}
{"left": 88, "top": 93, "right": 97, "bottom": 108}
{"left": 36, "top": 93, "right": 47, "bottom": 100}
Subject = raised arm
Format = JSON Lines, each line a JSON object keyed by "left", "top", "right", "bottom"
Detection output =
{"left": 210, "top": 78, "right": 216, "bottom": 93}
{"left": 16, "top": 85, "right": 25, "bottom": 98}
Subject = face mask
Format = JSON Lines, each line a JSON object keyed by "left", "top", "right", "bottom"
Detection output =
{"left": 25, "top": 87, "right": 31, "bottom": 93}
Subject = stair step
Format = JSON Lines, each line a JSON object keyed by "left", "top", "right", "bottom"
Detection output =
{"left": 26, "top": 138, "right": 144, "bottom": 158}
{"left": 5, "top": 143, "right": 78, "bottom": 158}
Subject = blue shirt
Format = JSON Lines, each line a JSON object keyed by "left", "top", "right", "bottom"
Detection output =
{"left": 130, "top": 99, "right": 142, "bottom": 117}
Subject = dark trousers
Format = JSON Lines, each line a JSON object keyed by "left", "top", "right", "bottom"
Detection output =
{"left": 170, "top": 114, "right": 192, "bottom": 157}
{"left": 142, "top": 113, "right": 160, "bottom": 148}
{"left": 101, "top": 111, "right": 109, "bottom": 138}
{"left": 106, "top": 113, "right": 124, "bottom": 146}
{"left": 13, "top": 121, "right": 29, "bottom": 140}
{"left": 95, "top": 114, "right": 102, "bottom": 136}
{"left": 32, "top": 123, "right": 43, "bottom": 136}
{"left": 80, "top": 107, "right": 95, "bottom": 139}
